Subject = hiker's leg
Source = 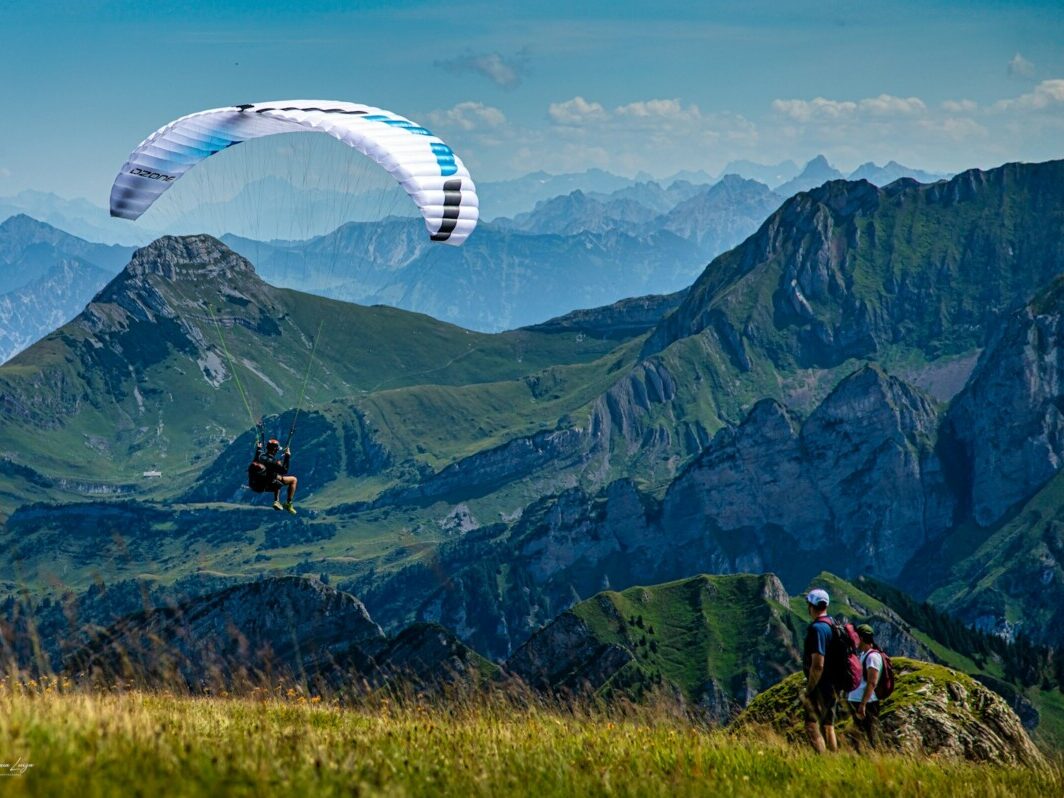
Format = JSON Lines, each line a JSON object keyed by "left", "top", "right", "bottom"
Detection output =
{"left": 819, "top": 694, "right": 839, "bottom": 752}
{"left": 804, "top": 721, "right": 826, "bottom": 754}
{"left": 284, "top": 475, "right": 297, "bottom": 502}
{"left": 866, "top": 703, "right": 881, "bottom": 748}
{"left": 273, "top": 487, "right": 280, "bottom": 502}
{"left": 803, "top": 696, "right": 827, "bottom": 753}
{"left": 823, "top": 723, "right": 838, "bottom": 752}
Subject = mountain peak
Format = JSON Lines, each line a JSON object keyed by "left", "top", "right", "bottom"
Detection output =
{"left": 804, "top": 154, "right": 832, "bottom": 170}
{"left": 0, "top": 213, "right": 64, "bottom": 239}
{"left": 802, "top": 177, "right": 880, "bottom": 216}
{"left": 126, "top": 235, "right": 256, "bottom": 282}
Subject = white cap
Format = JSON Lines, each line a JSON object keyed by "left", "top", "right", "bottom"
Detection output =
{"left": 806, "top": 588, "right": 830, "bottom": 607}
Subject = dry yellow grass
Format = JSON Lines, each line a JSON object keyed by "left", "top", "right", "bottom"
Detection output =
{"left": 0, "top": 678, "right": 1059, "bottom": 797}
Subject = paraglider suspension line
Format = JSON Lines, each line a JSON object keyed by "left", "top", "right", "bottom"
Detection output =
{"left": 206, "top": 304, "right": 260, "bottom": 443}
{"left": 285, "top": 320, "right": 324, "bottom": 449}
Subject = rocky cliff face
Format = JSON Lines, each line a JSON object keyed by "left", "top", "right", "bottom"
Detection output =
{"left": 903, "top": 277, "right": 1064, "bottom": 645}
{"left": 660, "top": 363, "right": 953, "bottom": 581}
{"left": 736, "top": 659, "right": 1046, "bottom": 766}
{"left": 946, "top": 276, "right": 1064, "bottom": 526}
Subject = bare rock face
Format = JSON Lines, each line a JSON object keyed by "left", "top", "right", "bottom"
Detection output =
{"left": 947, "top": 277, "right": 1064, "bottom": 526}
{"left": 883, "top": 663, "right": 1045, "bottom": 766}
{"left": 660, "top": 364, "right": 954, "bottom": 581}
{"left": 124, "top": 235, "right": 256, "bottom": 282}
{"left": 736, "top": 658, "right": 1046, "bottom": 767}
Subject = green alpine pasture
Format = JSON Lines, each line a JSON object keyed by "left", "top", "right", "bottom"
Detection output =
{"left": 0, "top": 683, "right": 1059, "bottom": 798}
{"left": 569, "top": 574, "right": 803, "bottom": 702}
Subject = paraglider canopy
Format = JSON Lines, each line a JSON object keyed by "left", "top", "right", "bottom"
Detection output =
{"left": 109, "top": 100, "right": 479, "bottom": 245}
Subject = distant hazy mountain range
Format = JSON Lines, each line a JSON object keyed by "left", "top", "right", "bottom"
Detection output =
{"left": 0, "top": 155, "right": 949, "bottom": 245}
{"left": 216, "top": 175, "right": 784, "bottom": 331}
{"left": 0, "top": 215, "right": 134, "bottom": 362}
{"left": 0, "top": 191, "right": 153, "bottom": 246}
{"left": 0, "top": 155, "right": 952, "bottom": 356}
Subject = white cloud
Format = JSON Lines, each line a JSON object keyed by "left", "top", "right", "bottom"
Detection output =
{"left": 615, "top": 98, "right": 702, "bottom": 121}
{"left": 993, "top": 79, "right": 1064, "bottom": 112}
{"left": 1008, "top": 52, "right": 1036, "bottom": 79}
{"left": 772, "top": 94, "right": 925, "bottom": 122}
{"left": 548, "top": 96, "right": 609, "bottom": 125}
{"left": 942, "top": 99, "right": 978, "bottom": 113}
{"left": 858, "top": 94, "right": 926, "bottom": 116}
{"left": 772, "top": 97, "right": 856, "bottom": 122}
{"left": 429, "top": 102, "right": 507, "bottom": 132}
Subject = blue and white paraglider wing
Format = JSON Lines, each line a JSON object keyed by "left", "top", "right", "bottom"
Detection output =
{"left": 109, "top": 100, "right": 478, "bottom": 245}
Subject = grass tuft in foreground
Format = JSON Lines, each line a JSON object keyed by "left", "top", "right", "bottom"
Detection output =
{"left": 0, "top": 680, "right": 1060, "bottom": 797}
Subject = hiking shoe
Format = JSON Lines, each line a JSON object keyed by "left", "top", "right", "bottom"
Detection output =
{"left": 284, "top": 502, "right": 297, "bottom": 515}
{"left": 272, "top": 501, "right": 283, "bottom": 511}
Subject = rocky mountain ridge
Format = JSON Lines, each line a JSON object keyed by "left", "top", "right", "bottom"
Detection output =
{"left": 65, "top": 576, "right": 495, "bottom": 691}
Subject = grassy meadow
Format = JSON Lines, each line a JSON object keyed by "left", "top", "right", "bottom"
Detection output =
{"left": 0, "top": 679, "right": 1059, "bottom": 798}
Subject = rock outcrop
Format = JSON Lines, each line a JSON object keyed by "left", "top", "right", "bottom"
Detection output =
{"left": 736, "top": 658, "right": 1046, "bottom": 766}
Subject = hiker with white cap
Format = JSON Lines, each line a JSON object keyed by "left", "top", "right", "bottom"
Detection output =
{"left": 801, "top": 588, "right": 838, "bottom": 753}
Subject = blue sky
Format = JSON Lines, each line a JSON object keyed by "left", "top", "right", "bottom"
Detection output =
{"left": 2, "top": 0, "right": 1063, "bottom": 200}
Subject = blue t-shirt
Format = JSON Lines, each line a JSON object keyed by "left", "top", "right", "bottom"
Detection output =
{"left": 803, "top": 617, "right": 834, "bottom": 694}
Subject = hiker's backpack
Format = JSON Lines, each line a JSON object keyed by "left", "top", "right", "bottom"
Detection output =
{"left": 868, "top": 648, "right": 895, "bottom": 699}
{"left": 824, "top": 618, "right": 862, "bottom": 693}
{"left": 247, "top": 461, "right": 271, "bottom": 493}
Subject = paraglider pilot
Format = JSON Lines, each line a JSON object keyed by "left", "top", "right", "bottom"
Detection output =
{"left": 252, "top": 438, "right": 298, "bottom": 514}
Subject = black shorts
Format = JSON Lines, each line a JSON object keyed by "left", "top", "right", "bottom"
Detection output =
{"left": 848, "top": 700, "right": 881, "bottom": 722}
{"left": 804, "top": 688, "right": 838, "bottom": 726}
{"left": 249, "top": 474, "right": 284, "bottom": 493}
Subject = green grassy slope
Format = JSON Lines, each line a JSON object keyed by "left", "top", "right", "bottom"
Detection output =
{"left": 3, "top": 689, "right": 1057, "bottom": 798}
{"left": 568, "top": 574, "right": 804, "bottom": 703}
{"left": 924, "top": 470, "right": 1064, "bottom": 639}
{"left": 0, "top": 236, "right": 627, "bottom": 509}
